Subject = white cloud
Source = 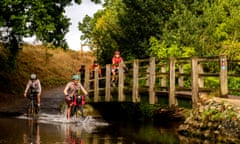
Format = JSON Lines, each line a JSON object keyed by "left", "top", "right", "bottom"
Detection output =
{"left": 64, "top": 0, "right": 103, "bottom": 51}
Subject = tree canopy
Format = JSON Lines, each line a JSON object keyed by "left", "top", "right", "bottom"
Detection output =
{"left": 0, "top": 0, "right": 101, "bottom": 52}
{"left": 79, "top": 0, "right": 240, "bottom": 64}
{"left": 0, "top": 0, "right": 101, "bottom": 68}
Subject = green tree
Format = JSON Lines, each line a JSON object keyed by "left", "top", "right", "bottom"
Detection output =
{"left": 151, "top": 0, "right": 240, "bottom": 58}
{"left": 79, "top": 0, "right": 175, "bottom": 63}
{"left": 79, "top": 0, "right": 123, "bottom": 64}
{"left": 0, "top": 0, "right": 100, "bottom": 66}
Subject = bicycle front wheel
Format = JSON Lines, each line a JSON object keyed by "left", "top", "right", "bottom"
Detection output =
{"left": 27, "top": 101, "right": 35, "bottom": 116}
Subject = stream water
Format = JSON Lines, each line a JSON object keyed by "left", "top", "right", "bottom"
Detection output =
{"left": 0, "top": 86, "right": 184, "bottom": 144}
{"left": 0, "top": 112, "right": 181, "bottom": 144}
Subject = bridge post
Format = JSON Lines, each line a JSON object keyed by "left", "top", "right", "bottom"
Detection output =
{"left": 191, "top": 57, "right": 199, "bottom": 108}
{"left": 219, "top": 55, "right": 228, "bottom": 97}
{"left": 118, "top": 62, "right": 125, "bottom": 101}
{"left": 149, "top": 57, "right": 156, "bottom": 104}
{"left": 94, "top": 67, "right": 99, "bottom": 102}
{"left": 169, "top": 57, "right": 177, "bottom": 108}
{"left": 133, "top": 59, "right": 140, "bottom": 102}
{"left": 85, "top": 68, "right": 90, "bottom": 91}
{"left": 105, "top": 64, "right": 111, "bottom": 102}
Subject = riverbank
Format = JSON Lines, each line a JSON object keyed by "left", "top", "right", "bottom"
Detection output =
{"left": 178, "top": 95, "right": 240, "bottom": 143}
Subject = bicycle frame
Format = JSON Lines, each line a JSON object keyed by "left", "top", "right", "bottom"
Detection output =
{"left": 111, "top": 69, "right": 119, "bottom": 87}
{"left": 26, "top": 93, "right": 38, "bottom": 117}
{"left": 70, "top": 95, "right": 85, "bottom": 119}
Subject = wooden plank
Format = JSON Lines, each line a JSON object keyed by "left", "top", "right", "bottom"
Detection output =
{"left": 132, "top": 59, "right": 140, "bottom": 102}
{"left": 191, "top": 57, "right": 199, "bottom": 108}
{"left": 169, "top": 57, "right": 177, "bottom": 108}
{"left": 219, "top": 55, "right": 228, "bottom": 97}
{"left": 118, "top": 62, "right": 125, "bottom": 101}
{"left": 94, "top": 67, "right": 99, "bottom": 102}
{"left": 105, "top": 64, "right": 111, "bottom": 102}
{"left": 149, "top": 57, "right": 156, "bottom": 104}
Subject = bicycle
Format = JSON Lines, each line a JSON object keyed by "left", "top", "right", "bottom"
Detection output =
{"left": 111, "top": 66, "right": 128, "bottom": 87}
{"left": 70, "top": 95, "right": 86, "bottom": 119}
{"left": 26, "top": 92, "right": 39, "bottom": 117}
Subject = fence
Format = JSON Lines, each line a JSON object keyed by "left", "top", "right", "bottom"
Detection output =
{"left": 82, "top": 55, "right": 240, "bottom": 108}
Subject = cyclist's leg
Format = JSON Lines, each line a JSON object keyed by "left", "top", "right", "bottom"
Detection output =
{"left": 37, "top": 93, "right": 40, "bottom": 108}
{"left": 65, "top": 98, "right": 72, "bottom": 120}
{"left": 33, "top": 96, "right": 39, "bottom": 114}
{"left": 111, "top": 67, "right": 116, "bottom": 82}
{"left": 115, "top": 68, "right": 119, "bottom": 84}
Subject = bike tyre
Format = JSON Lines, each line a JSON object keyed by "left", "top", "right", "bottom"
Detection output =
{"left": 27, "top": 101, "right": 35, "bottom": 117}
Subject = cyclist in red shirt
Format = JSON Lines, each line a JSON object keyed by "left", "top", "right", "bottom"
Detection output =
{"left": 111, "top": 50, "right": 124, "bottom": 82}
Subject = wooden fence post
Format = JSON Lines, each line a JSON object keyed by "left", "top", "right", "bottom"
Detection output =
{"left": 105, "top": 64, "right": 111, "bottom": 102}
{"left": 118, "top": 62, "right": 125, "bottom": 101}
{"left": 94, "top": 67, "right": 99, "bottom": 102}
{"left": 191, "top": 57, "right": 199, "bottom": 108}
{"left": 149, "top": 57, "right": 156, "bottom": 104}
{"left": 132, "top": 59, "right": 139, "bottom": 102}
{"left": 219, "top": 55, "right": 228, "bottom": 97}
{"left": 169, "top": 57, "right": 177, "bottom": 108}
{"left": 85, "top": 68, "right": 90, "bottom": 91}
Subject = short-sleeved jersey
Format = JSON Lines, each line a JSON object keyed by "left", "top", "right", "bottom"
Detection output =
{"left": 64, "top": 81, "right": 84, "bottom": 97}
{"left": 112, "top": 56, "right": 123, "bottom": 67}
{"left": 24, "top": 79, "right": 42, "bottom": 94}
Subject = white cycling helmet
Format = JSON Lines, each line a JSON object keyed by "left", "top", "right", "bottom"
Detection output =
{"left": 30, "top": 73, "right": 37, "bottom": 80}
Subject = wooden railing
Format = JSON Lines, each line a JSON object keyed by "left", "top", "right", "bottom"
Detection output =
{"left": 83, "top": 55, "right": 240, "bottom": 108}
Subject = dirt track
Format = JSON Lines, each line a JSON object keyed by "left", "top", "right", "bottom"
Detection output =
{"left": 0, "top": 86, "right": 65, "bottom": 115}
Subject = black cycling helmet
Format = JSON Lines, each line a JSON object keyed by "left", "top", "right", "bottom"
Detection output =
{"left": 30, "top": 73, "right": 37, "bottom": 80}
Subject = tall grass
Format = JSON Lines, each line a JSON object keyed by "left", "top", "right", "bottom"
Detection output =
{"left": 0, "top": 44, "right": 95, "bottom": 96}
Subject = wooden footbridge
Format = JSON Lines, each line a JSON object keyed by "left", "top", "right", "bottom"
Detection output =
{"left": 82, "top": 55, "right": 240, "bottom": 108}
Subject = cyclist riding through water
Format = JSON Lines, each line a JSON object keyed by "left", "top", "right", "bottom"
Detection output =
{"left": 63, "top": 75, "right": 88, "bottom": 120}
{"left": 24, "top": 73, "right": 42, "bottom": 111}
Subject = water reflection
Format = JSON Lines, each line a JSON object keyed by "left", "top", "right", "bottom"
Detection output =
{"left": 65, "top": 124, "right": 84, "bottom": 144}
{"left": 23, "top": 119, "right": 40, "bottom": 144}
{"left": 0, "top": 116, "right": 182, "bottom": 144}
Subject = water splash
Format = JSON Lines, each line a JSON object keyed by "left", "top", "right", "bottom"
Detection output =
{"left": 16, "top": 106, "right": 109, "bottom": 132}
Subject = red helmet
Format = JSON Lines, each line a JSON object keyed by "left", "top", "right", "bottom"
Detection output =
{"left": 114, "top": 50, "right": 120, "bottom": 55}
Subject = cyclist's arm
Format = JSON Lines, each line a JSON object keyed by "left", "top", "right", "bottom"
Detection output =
{"left": 37, "top": 79, "right": 42, "bottom": 95}
{"left": 24, "top": 80, "right": 31, "bottom": 96}
{"left": 63, "top": 82, "right": 71, "bottom": 96}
